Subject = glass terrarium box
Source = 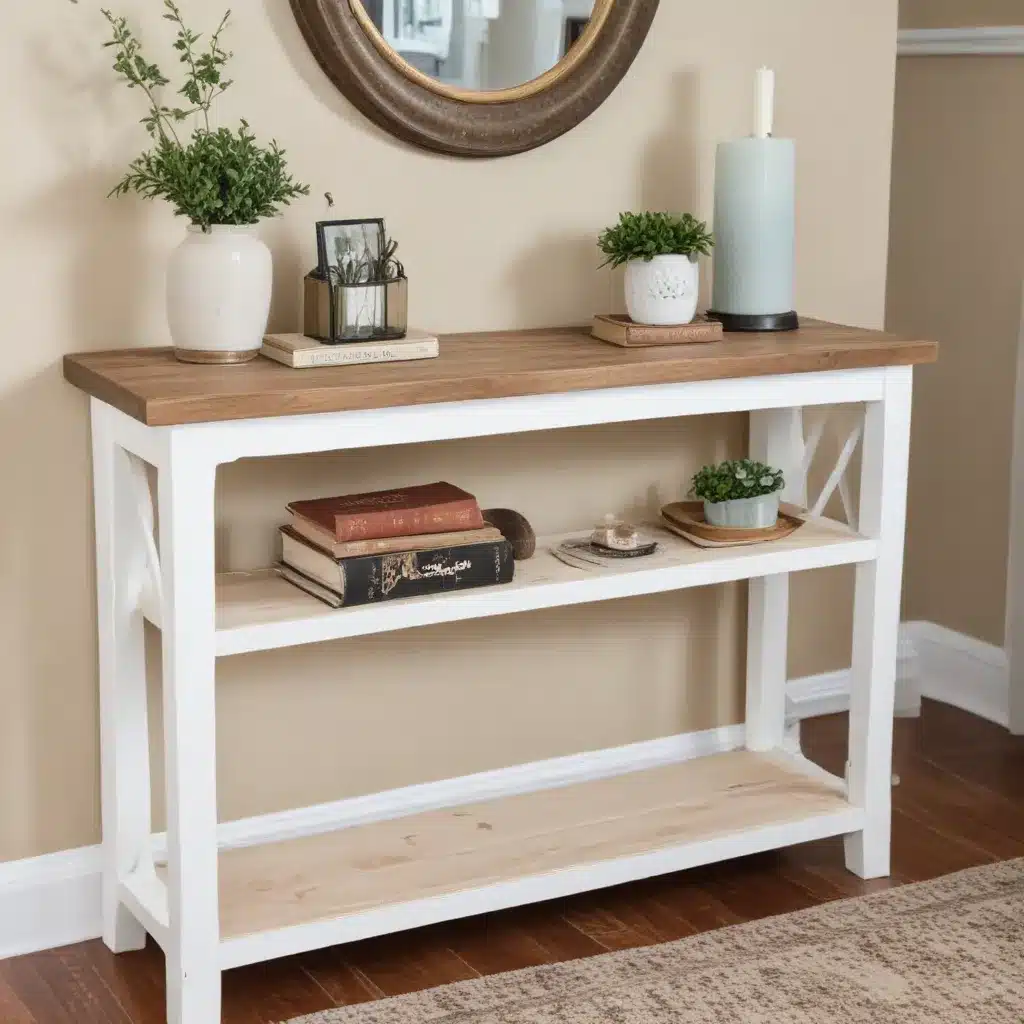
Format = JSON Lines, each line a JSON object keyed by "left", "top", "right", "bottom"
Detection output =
{"left": 304, "top": 272, "right": 408, "bottom": 344}
{"left": 306, "top": 217, "right": 409, "bottom": 344}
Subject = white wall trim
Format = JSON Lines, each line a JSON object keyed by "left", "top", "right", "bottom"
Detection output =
{"left": 786, "top": 627, "right": 921, "bottom": 720}
{"left": 786, "top": 668, "right": 854, "bottom": 719}
{"left": 898, "top": 26, "right": 1024, "bottom": 57}
{"left": 2, "top": 619, "right": 1011, "bottom": 963}
{"left": 0, "top": 846, "right": 102, "bottom": 960}
{"left": 1004, "top": 287, "right": 1024, "bottom": 734}
{"left": 785, "top": 621, "right": 1009, "bottom": 729}
{"left": 908, "top": 620, "right": 1009, "bottom": 728}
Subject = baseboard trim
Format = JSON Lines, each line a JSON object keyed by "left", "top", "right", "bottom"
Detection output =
{"left": 0, "top": 723, "right": 745, "bottom": 960}
{"left": 3, "top": 618, "right": 1010, "bottom": 962}
{"left": 898, "top": 26, "right": 1024, "bottom": 56}
{"left": 786, "top": 627, "right": 921, "bottom": 720}
{"left": 784, "top": 621, "right": 1009, "bottom": 729}
{"left": 908, "top": 620, "right": 1009, "bottom": 728}
{"left": 0, "top": 846, "right": 102, "bottom": 961}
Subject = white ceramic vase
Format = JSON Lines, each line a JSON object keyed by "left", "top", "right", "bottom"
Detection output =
{"left": 167, "top": 224, "right": 272, "bottom": 364}
{"left": 624, "top": 254, "right": 699, "bottom": 326}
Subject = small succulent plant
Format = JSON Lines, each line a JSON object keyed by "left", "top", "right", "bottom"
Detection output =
{"left": 692, "top": 459, "right": 785, "bottom": 503}
{"left": 598, "top": 211, "right": 714, "bottom": 269}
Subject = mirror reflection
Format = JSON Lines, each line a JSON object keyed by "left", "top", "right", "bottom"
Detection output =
{"left": 356, "top": 1, "right": 600, "bottom": 92}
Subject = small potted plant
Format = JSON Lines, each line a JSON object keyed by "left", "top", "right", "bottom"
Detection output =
{"left": 692, "top": 459, "right": 785, "bottom": 528}
{"left": 598, "top": 212, "right": 714, "bottom": 327}
{"left": 327, "top": 234, "right": 408, "bottom": 342}
{"left": 76, "top": 2, "right": 309, "bottom": 363}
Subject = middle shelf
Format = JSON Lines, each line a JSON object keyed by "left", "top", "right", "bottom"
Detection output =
{"left": 141, "top": 515, "right": 874, "bottom": 656}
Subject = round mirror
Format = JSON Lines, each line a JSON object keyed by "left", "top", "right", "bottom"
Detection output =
{"left": 349, "top": 0, "right": 613, "bottom": 101}
{"left": 290, "top": 0, "right": 660, "bottom": 157}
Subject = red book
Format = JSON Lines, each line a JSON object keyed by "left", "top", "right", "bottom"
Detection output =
{"left": 287, "top": 482, "right": 484, "bottom": 543}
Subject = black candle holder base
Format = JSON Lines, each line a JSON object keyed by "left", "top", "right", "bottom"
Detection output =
{"left": 705, "top": 310, "right": 800, "bottom": 333}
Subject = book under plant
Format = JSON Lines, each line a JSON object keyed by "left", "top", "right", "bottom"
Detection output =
{"left": 262, "top": 331, "right": 439, "bottom": 369}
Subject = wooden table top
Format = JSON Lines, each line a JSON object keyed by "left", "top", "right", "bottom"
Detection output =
{"left": 63, "top": 320, "right": 938, "bottom": 427}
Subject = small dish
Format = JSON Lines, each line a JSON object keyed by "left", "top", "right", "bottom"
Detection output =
{"left": 660, "top": 501, "right": 805, "bottom": 548}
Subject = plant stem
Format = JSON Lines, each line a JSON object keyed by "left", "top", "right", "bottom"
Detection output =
{"left": 204, "top": 10, "right": 231, "bottom": 127}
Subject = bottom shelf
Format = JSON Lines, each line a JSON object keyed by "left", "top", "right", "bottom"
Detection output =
{"left": 214, "top": 749, "right": 862, "bottom": 968}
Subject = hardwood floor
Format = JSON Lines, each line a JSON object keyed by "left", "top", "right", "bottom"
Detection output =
{"left": 3, "top": 700, "right": 1023, "bottom": 1024}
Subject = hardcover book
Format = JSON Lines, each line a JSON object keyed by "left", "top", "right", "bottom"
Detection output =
{"left": 279, "top": 536, "right": 514, "bottom": 608}
{"left": 261, "top": 330, "right": 439, "bottom": 369}
{"left": 591, "top": 314, "right": 723, "bottom": 348}
{"left": 283, "top": 521, "right": 503, "bottom": 559}
{"left": 288, "top": 482, "right": 483, "bottom": 543}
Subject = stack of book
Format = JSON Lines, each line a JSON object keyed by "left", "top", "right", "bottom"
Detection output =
{"left": 262, "top": 330, "right": 439, "bottom": 369}
{"left": 278, "top": 481, "right": 515, "bottom": 608}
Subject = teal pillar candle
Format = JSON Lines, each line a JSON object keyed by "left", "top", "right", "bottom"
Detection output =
{"left": 711, "top": 137, "right": 796, "bottom": 318}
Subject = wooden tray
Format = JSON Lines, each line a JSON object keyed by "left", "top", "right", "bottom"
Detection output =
{"left": 661, "top": 501, "right": 805, "bottom": 548}
{"left": 591, "top": 314, "right": 724, "bottom": 348}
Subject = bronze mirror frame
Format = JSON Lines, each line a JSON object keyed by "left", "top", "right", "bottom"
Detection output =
{"left": 289, "top": 0, "right": 661, "bottom": 158}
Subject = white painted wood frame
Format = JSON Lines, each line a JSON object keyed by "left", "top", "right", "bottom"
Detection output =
{"left": 1006, "top": 289, "right": 1024, "bottom": 734}
{"left": 844, "top": 368, "right": 913, "bottom": 876}
{"left": 89, "top": 363, "right": 913, "bottom": 1023}
{"left": 745, "top": 408, "right": 801, "bottom": 753}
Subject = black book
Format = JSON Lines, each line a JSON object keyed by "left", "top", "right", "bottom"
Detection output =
{"left": 279, "top": 531, "right": 514, "bottom": 608}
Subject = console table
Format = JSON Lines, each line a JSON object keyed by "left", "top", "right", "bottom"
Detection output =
{"left": 64, "top": 320, "right": 937, "bottom": 1024}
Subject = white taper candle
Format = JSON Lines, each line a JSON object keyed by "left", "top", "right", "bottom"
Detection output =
{"left": 754, "top": 67, "right": 775, "bottom": 138}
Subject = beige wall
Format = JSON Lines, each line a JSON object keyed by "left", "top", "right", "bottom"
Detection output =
{"left": 900, "top": 0, "right": 1024, "bottom": 29}
{"left": 0, "top": 0, "right": 899, "bottom": 862}
{"left": 887, "top": 40, "right": 1024, "bottom": 643}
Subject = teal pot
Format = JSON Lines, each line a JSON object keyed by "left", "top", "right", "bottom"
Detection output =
{"left": 703, "top": 492, "right": 780, "bottom": 528}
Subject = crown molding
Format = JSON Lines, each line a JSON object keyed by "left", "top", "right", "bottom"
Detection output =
{"left": 898, "top": 26, "right": 1024, "bottom": 56}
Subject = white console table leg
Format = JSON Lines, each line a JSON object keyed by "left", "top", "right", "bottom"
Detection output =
{"left": 845, "top": 367, "right": 912, "bottom": 878}
{"left": 93, "top": 406, "right": 151, "bottom": 953}
{"left": 158, "top": 437, "right": 221, "bottom": 1024}
{"left": 745, "top": 409, "right": 801, "bottom": 751}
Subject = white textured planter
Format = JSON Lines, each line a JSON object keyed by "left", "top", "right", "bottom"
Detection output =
{"left": 704, "top": 492, "right": 780, "bottom": 529}
{"left": 167, "top": 225, "right": 272, "bottom": 364}
{"left": 624, "top": 254, "right": 699, "bottom": 326}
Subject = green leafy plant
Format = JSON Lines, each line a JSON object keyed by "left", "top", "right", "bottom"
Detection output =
{"left": 691, "top": 459, "right": 785, "bottom": 503}
{"left": 372, "top": 237, "right": 406, "bottom": 283}
{"left": 327, "top": 237, "right": 406, "bottom": 286}
{"left": 75, "top": 1, "right": 309, "bottom": 228}
{"left": 598, "top": 212, "right": 713, "bottom": 269}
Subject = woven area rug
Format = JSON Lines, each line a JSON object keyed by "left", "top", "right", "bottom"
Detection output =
{"left": 289, "top": 859, "right": 1024, "bottom": 1023}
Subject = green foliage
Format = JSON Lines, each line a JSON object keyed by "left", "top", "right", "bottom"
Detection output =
{"left": 327, "top": 236, "right": 405, "bottom": 286}
{"left": 598, "top": 212, "right": 714, "bottom": 269}
{"left": 110, "top": 123, "right": 309, "bottom": 227}
{"left": 691, "top": 459, "right": 785, "bottom": 503}
{"left": 74, "top": 0, "right": 309, "bottom": 228}
{"left": 374, "top": 237, "right": 405, "bottom": 283}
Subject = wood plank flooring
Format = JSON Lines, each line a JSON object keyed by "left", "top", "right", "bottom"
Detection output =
{"left": 3, "top": 700, "right": 1023, "bottom": 1024}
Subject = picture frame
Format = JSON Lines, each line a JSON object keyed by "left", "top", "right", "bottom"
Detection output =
{"left": 316, "top": 218, "right": 386, "bottom": 282}
{"left": 295, "top": 0, "right": 660, "bottom": 158}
